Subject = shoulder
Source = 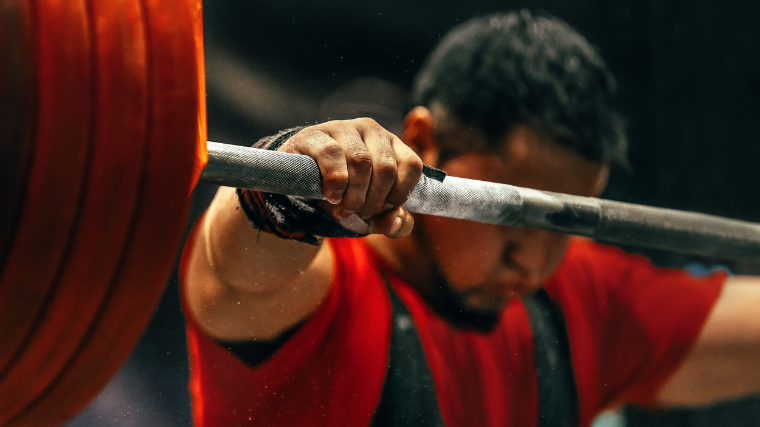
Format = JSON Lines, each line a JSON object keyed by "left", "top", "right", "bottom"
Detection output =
{"left": 543, "top": 238, "right": 725, "bottom": 356}
{"left": 542, "top": 239, "right": 726, "bottom": 420}
{"left": 546, "top": 238, "right": 667, "bottom": 298}
{"left": 554, "top": 238, "right": 644, "bottom": 275}
{"left": 548, "top": 238, "right": 724, "bottom": 300}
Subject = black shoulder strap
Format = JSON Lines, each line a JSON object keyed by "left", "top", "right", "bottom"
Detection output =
{"left": 372, "top": 282, "right": 445, "bottom": 427}
{"left": 522, "top": 289, "right": 579, "bottom": 427}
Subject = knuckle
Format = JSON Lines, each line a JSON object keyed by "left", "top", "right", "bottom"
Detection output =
{"left": 316, "top": 141, "right": 343, "bottom": 158}
{"left": 310, "top": 121, "right": 338, "bottom": 132}
{"left": 407, "top": 156, "right": 424, "bottom": 177}
{"left": 356, "top": 117, "right": 378, "bottom": 127}
{"left": 294, "top": 125, "right": 313, "bottom": 136}
{"left": 298, "top": 128, "right": 323, "bottom": 141}
{"left": 291, "top": 129, "right": 326, "bottom": 151}
{"left": 375, "top": 158, "right": 398, "bottom": 179}
{"left": 278, "top": 133, "right": 304, "bottom": 152}
{"left": 347, "top": 151, "right": 373, "bottom": 172}
{"left": 354, "top": 117, "right": 385, "bottom": 134}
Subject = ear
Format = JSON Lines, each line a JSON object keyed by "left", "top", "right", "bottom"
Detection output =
{"left": 501, "top": 125, "right": 533, "bottom": 168}
{"left": 592, "top": 165, "right": 610, "bottom": 197}
{"left": 401, "top": 106, "right": 439, "bottom": 166}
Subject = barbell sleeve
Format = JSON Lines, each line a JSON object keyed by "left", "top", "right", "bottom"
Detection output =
{"left": 202, "top": 141, "right": 760, "bottom": 260}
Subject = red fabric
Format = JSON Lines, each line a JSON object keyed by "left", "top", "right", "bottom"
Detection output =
{"left": 181, "top": 234, "right": 391, "bottom": 427}
{"left": 181, "top": 233, "right": 725, "bottom": 427}
{"left": 543, "top": 241, "right": 726, "bottom": 426}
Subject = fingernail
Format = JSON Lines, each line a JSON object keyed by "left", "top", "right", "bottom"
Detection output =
{"left": 390, "top": 217, "right": 403, "bottom": 234}
{"left": 326, "top": 191, "right": 343, "bottom": 204}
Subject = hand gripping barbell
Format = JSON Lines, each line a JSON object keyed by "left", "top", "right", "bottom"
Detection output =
{"left": 3, "top": 1, "right": 760, "bottom": 426}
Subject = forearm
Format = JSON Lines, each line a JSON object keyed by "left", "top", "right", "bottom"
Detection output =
{"left": 183, "top": 119, "right": 420, "bottom": 341}
{"left": 203, "top": 186, "right": 322, "bottom": 294}
{"left": 657, "top": 277, "right": 760, "bottom": 406}
{"left": 184, "top": 186, "right": 331, "bottom": 341}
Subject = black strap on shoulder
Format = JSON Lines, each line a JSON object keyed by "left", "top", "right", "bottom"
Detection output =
{"left": 522, "top": 289, "right": 579, "bottom": 427}
{"left": 372, "top": 281, "right": 445, "bottom": 427}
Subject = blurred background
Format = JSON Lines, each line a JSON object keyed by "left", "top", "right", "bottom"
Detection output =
{"left": 66, "top": 0, "right": 760, "bottom": 425}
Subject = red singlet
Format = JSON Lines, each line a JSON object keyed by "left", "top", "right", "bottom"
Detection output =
{"left": 181, "top": 234, "right": 724, "bottom": 427}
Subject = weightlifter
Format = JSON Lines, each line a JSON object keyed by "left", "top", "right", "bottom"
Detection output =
{"left": 181, "top": 11, "right": 760, "bottom": 426}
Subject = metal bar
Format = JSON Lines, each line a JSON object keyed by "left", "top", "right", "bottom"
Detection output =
{"left": 202, "top": 141, "right": 760, "bottom": 260}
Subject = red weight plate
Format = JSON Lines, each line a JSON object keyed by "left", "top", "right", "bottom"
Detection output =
{"left": 0, "top": 0, "right": 150, "bottom": 422}
{"left": 0, "top": 0, "right": 95, "bottom": 408}
{"left": 8, "top": 0, "right": 204, "bottom": 425}
{"left": 191, "top": 0, "right": 209, "bottom": 184}
{"left": 0, "top": 0, "right": 38, "bottom": 273}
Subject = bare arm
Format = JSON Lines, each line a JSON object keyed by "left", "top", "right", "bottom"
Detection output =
{"left": 183, "top": 119, "right": 421, "bottom": 341}
{"left": 657, "top": 276, "right": 760, "bottom": 405}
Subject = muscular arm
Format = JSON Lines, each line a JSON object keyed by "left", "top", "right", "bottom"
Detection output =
{"left": 184, "top": 186, "right": 332, "bottom": 341}
{"left": 183, "top": 119, "right": 421, "bottom": 341}
{"left": 657, "top": 276, "right": 760, "bottom": 405}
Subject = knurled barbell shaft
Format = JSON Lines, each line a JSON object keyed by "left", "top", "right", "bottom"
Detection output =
{"left": 201, "top": 141, "right": 760, "bottom": 260}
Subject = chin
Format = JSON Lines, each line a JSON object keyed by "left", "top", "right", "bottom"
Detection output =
{"left": 430, "top": 269, "right": 506, "bottom": 333}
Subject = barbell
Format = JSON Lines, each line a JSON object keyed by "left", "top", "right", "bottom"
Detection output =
{"left": 2, "top": 1, "right": 760, "bottom": 426}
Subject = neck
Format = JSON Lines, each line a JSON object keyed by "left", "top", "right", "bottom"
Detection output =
{"left": 365, "top": 222, "right": 503, "bottom": 332}
{"left": 365, "top": 232, "right": 430, "bottom": 287}
{"left": 364, "top": 218, "right": 444, "bottom": 307}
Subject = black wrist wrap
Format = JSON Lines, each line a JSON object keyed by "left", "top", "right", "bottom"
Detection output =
{"left": 236, "top": 127, "right": 364, "bottom": 246}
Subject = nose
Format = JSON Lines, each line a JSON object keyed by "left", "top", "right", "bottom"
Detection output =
{"left": 501, "top": 228, "right": 570, "bottom": 286}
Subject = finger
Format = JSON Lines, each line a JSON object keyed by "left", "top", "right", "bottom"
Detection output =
{"left": 328, "top": 126, "right": 372, "bottom": 219}
{"left": 385, "top": 136, "right": 423, "bottom": 208}
{"left": 283, "top": 129, "right": 348, "bottom": 205}
{"left": 368, "top": 207, "right": 414, "bottom": 238}
{"left": 358, "top": 130, "right": 398, "bottom": 219}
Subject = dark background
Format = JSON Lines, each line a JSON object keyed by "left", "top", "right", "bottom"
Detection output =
{"left": 67, "top": 0, "right": 760, "bottom": 425}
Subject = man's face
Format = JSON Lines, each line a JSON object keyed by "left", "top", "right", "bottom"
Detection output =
{"left": 417, "top": 126, "right": 608, "bottom": 326}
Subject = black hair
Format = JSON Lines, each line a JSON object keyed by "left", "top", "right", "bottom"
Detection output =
{"left": 412, "top": 10, "right": 628, "bottom": 165}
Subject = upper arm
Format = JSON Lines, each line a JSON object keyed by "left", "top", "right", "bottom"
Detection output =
{"left": 183, "top": 186, "right": 333, "bottom": 341}
{"left": 548, "top": 241, "right": 725, "bottom": 419}
{"left": 657, "top": 276, "right": 760, "bottom": 406}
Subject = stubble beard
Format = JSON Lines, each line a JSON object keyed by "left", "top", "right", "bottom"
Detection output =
{"left": 414, "top": 216, "right": 503, "bottom": 333}
{"left": 427, "top": 265, "right": 503, "bottom": 333}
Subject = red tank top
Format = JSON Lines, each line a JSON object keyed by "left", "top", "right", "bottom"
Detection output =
{"left": 180, "top": 234, "right": 724, "bottom": 427}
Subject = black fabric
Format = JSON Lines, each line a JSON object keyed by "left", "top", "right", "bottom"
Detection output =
{"left": 237, "top": 186, "right": 364, "bottom": 245}
{"left": 372, "top": 281, "right": 445, "bottom": 427}
{"left": 215, "top": 276, "right": 445, "bottom": 425}
{"left": 260, "top": 127, "right": 303, "bottom": 151}
{"left": 218, "top": 321, "right": 303, "bottom": 368}
{"left": 523, "top": 289, "right": 579, "bottom": 427}
{"left": 216, "top": 285, "right": 576, "bottom": 425}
